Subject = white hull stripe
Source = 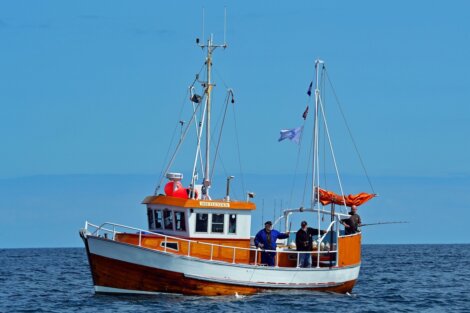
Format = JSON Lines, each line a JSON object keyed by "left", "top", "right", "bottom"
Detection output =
{"left": 184, "top": 273, "right": 342, "bottom": 288}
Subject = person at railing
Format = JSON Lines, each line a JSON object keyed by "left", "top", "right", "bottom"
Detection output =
{"left": 341, "top": 205, "right": 362, "bottom": 235}
{"left": 295, "top": 221, "right": 326, "bottom": 268}
{"left": 254, "top": 221, "right": 289, "bottom": 266}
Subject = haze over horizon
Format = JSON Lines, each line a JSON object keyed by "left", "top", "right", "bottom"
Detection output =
{"left": 1, "top": 1, "right": 470, "bottom": 248}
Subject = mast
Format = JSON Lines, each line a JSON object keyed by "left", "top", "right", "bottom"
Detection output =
{"left": 198, "top": 34, "right": 227, "bottom": 199}
{"left": 312, "top": 59, "right": 324, "bottom": 209}
{"left": 204, "top": 36, "right": 213, "bottom": 193}
{"left": 156, "top": 13, "right": 228, "bottom": 198}
{"left": 313, "top": 59, "right": 323, "bottom": 268}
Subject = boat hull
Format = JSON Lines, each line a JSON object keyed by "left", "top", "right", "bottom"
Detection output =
{"left": 82, "top": 234, "right": 360, "bottom": 296}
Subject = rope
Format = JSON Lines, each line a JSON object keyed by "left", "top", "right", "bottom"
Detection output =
{"left": 190, "top": 94, "right": 207, "bottom": 191}
{"left": 287, "top": 123, "right": 305, "bottom": 209}
{"left": 287, "top": 88, "right": 312, "bottom": 209}
{"left": 318, "top": 93, "right": 348, "bottom": 214}
{"left": 211, "top": 67, "right": 246, "bottom": 198}
{"left": 154, "top": 100, "right": 203, "bottom": 195}
{"left": 325, "top": 70, "right": 376, "bottom": 194}
{"left": 155, "top": 88, "right": 190, "bottom": 194}
{"left": 232, "top": 98, "right": 246, "bottom": 196}
{"left": 154, "top": 65, "right": 205, "bottom": 195}
{"left": 301, "top": 128, "right": 314, "bottom": 207}
{"left": 321, "top": 68, "right": 328, "bottom": 191}
{"left": 210, "top": 91, "right": 231, "bottom": 181}
{"left": 190, "top": 96, "right": 205, "bottom": 179}
{"left": 213, "top": 66, "right": 229, "bottom": 89}
{"left": 204, "top": 92, "right": 244, "bottom": 200}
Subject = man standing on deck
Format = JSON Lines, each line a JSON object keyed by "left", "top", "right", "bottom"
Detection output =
{"left": 254, "top": 221, "right": 289, "bottom": 266}
{"left": 341, "top": 205, "right": 362, "bottom": 235}
{"left": 296, "top": 221, "right": 326, "bottom": 268}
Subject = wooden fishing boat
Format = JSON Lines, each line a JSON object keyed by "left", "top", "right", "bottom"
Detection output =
{"left": 80, "top": 34, "right": 375, "bottom": 296}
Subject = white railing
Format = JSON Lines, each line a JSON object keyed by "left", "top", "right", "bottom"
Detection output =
{"left": 315, "top": 220, "right": 338, "bottom": 267}
{"left": 84, "top": 221, "right": 338, "bottom": 268}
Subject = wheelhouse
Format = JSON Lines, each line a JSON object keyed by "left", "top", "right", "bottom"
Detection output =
{"left": 142, "top": 195, "right": 255, "bottom": 241}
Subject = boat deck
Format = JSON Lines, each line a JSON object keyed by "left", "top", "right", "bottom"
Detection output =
{"left": 84, "top": 221, "right": 360, "bottom": 269}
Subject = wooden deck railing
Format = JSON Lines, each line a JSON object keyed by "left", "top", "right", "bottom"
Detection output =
{"left": 84, "top": 221, "right": 342, "bottom": 268}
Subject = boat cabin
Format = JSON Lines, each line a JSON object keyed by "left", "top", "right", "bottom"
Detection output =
{"left": 142, "top": 195, "right": 255, "bottom": 241}
{"left": 142, "top": 172, "right": 255, "bottom": 241}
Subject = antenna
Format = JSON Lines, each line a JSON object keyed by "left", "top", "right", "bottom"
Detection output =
{"left": 202, "top": 7, "right": 205, "bottom": 45}
{"left": 223, "top": 7, "right": 227, "bottom": 47}
{"left": 195, "top": 9, "right": 228, "bottom": 50}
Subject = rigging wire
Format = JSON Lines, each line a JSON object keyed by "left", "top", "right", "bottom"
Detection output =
{"left": 190, "top": 89, "right": 206, "bottom": 179}
{"left": 201, "top": 92, "right": 243, "bottom": 200}
{"left": 321, "top": 68, "right": 328, "bottom": 191}
{"left": 190, "top": 93, "right": 207, "bottom": 191}
{"left": 213, "top": 66, "right": 230, "bottom": 89}
{"left": 214, "top": 66, "right": 247, "bottom": 197}
{"left": 287, "top": 121, "right": 306, "bottom": 209}
{"left": 325, "top": 70, "right": 376, "bottom": 194}
{"left": 155, "top": 100, "right": 203, "bottom": 195}
{"left": 318, "top": 93, "right": 348, "bottom": 214}
{"left": 231, "top": 99, "right": 247, "bottom": 197}
{"left": 203, "top": 100, "right": 230, "bottom": 190}
{"left": 154, "top": 64, "right": 205, "bottom": 195}
{"left": 193, "top": 64, "right": 245, "bottom": 199}
{"left": 320, "top": 67, "right": 328, "bottom": 221}
{"left": 155, "top": 59, "right": 248, "bottom": 199}
{"left": 287, "top": 90, "right": 311, "bottom": 209}
{"left": 210, "top": 90, "right": 231, "bottom": 182}
{"left": 301, "top": 127, "right": 314, "bottom": 208}
{"left": 155, "top": 88, "right": 190, "bottom": 194}
{"left": 209, "top": 67, "right": 232, "bottom": 187}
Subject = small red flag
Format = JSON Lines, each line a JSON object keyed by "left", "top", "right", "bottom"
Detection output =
{"left": 302, "top": 106, "right": 309, "bottom": 120}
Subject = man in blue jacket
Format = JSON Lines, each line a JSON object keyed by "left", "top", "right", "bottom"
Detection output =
{"left": 254, "top": 221, "right": 289, "bottom": 266}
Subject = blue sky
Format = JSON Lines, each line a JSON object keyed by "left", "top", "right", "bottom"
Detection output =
{"left": 1, "top": 1, "right": 470, "bottom": 247}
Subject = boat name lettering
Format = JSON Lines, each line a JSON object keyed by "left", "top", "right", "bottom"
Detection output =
{"left": 199, "top": 201, "right": 230, "bottom": 208}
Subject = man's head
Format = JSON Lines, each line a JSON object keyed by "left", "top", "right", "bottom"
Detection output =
{"left": 264, "top": 221, "right": 272, "bottom": 231}
{"left": 351, "top": 205, "right": 358, "bottom": 214}
{"left": 301, "top": 220, "right": 307, "bottom": 229}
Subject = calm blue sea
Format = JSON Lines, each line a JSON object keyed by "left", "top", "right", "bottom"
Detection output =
{"left": 1, "top": 245, "right": 469, "bottom": 313}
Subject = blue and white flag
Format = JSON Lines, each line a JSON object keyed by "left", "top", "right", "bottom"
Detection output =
{"left": 278, "top": 126, "right": 303, "bottom": 144}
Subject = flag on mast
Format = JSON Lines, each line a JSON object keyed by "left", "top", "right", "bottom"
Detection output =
{"left": 278, "top": 127, "right": 303, "bottom": 144}
{"left": 307, "top": 81, "right": 313, "bottom": 96}
{"left": 302, "top": 105, "right": 309, "bottom": 120}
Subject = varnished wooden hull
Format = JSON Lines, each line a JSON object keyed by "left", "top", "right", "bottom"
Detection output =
{"left": 81, "top": 234, "right": 360, "bottom": 296}
{"left": 89, "top": 253, "right": 357, "bottom": 295}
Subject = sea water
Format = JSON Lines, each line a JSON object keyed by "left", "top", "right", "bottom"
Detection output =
{"left": 1, "top": 245, "right": 469, "bottom": 312}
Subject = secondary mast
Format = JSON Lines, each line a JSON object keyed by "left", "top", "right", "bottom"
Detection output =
{"left": 312, "top": 59, "right": 324, "bottom": 209}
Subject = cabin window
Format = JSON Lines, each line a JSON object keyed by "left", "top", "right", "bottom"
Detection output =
{"left": 174, "top": 211, "right": 186, "bottom": 231}
{"left": 163, "top": 209, "right": 173, "bottom": 230}
{"left": 211, "top": 214, "right": 225, "bottom": 233}
{"left": 147, "top": 209, "right": 155, "bottom": 229}
{"left": 154, "top": 209, "right": 163, "bottom": 229}
{"left": 160, "top": 241, "right": 179, "bottom": 251}
{"left": 195, "top": 213, "right": 208, "bottom": 232}
{"left": 228, "top": 214, "right": 237, "bottom": 234}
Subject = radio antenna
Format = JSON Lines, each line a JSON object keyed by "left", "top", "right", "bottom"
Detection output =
{"left": 195, "top": 9, "right": 228, "bottom": 50}
{"left": 202, "top": 7, "right": 205, "bottom": 45}
{"left": 224, "top": 7, "right": 227, "bottom": 46}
